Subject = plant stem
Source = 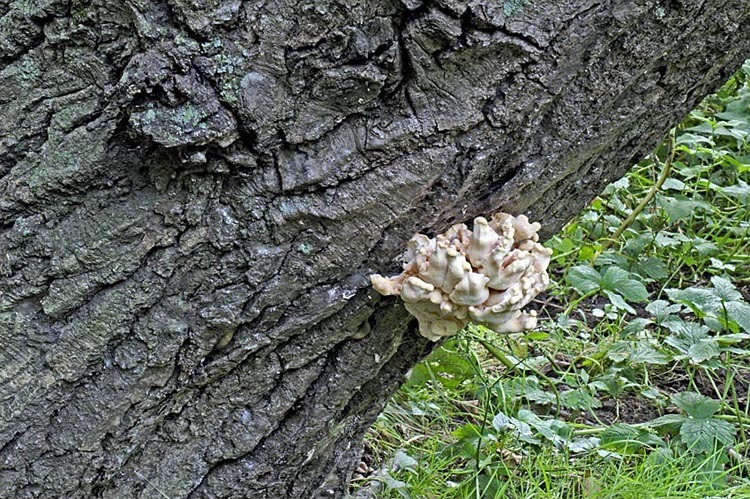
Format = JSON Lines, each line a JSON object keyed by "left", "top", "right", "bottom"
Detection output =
{"left": 600, "top": 129, "right": 677, "bottom": 252}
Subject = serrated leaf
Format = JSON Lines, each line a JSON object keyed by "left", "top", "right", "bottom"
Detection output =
{"left": 621, "top": 318, "right": 653, "bottom": 336}
{"left": 634, "top": 257, "right": 669, "bottom": 280}
{"left": 666, "top": 287, "right": 722, "bottom": 314}
{"left": 383, "top": 472, "right": 410, "bottom": 494}
{"left": 656, "top": 194, "right": 712, "bottom": 222}
{"left": 600, "top": 267, "right": 649, "bottom": 302}
{"left": 560, "top": 388, "right": 601, "bottom": 411}
{"left": 663, "top": 318, "right": 706, "bottom": 338}
{"left": 493, "top": 411, "right": 536, "bottom": 443}
{"left": 567, "top": 437, "right": 600, "bottom": 453}
{"left": 516, "top": 410, "right": 569, "bottom": 446}
{"left": 726, "top": 301, "right": 750, "bottom": 333}
{"left": 603, "top": 290, "right": 636, "bottom": 314}
{"left": 650, "top": 414, "right": 688, "bottom": 431}
{"left": 710, "top": 276, "right": 743, "bottom": 302}
{"left": 600, "top": 424, "right": 664, "bottom": 453}
{"left": 679, "top": 418, "right": 736, "bottom": 454}
{"left": 662, "top": 178, "right": 685, "bottom": 191}
{"left": 654, "top": 232, "right": 691, "bottom": 248}
{"left": 694, "top": 241, "right": 720, "bottom": 256}
{"left": 672, "top": 392, "right": 720, "bottom": 419}
{"left": 646, "top": 300, "right": 682, "bottom": 323}
{"left": 567, "top": 265, "right": 602, "bottom": 294}
{"left": 720, "top": 179, "right": 750, "bottom": 201}
{"left": 687, "top": 339, "right": 720, "bottom": 363}
{"left": 522, "top": 389, "right": 558, "bottom": 406}
{"left": 601, "top": 266, "right": 631, "bottom": 287}
{"left": 393, "top": 450, "right": 418, "bottom": 473}
{"left": 607, "top": 341, "right": 671, "bottom": 365}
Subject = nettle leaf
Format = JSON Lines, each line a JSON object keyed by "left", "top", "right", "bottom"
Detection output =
{"left": 710, "top": 276, "right": 743, "bottom": 302}
{"left": 566, "top": 265, "right": 602, "bottom": 294}
{"left": 671, "top": 392, "right": 721, "bottom": 419}
{"left": 567, "top": 437, "right": 600, "bottom": 453}
{"left": 624, "top": 233, "right": 653, "bottom": 255}
{"left": 407, "top": 345, "right": 476, "bottom": 389}
{"left": 493, "top": 411, "right": 538, "bottom": 444}
{"left": 679, "top": 418, "right": 736, "bottom": 454}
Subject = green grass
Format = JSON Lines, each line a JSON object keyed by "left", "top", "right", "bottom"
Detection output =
{"left": 351, "top": 61, "right": 750, "bottom": 499}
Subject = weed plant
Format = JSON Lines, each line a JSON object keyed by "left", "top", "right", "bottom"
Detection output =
{"left": 352, "top": 61, "right": 750, "bottom": 499}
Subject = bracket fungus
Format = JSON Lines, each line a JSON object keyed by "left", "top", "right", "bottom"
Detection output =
{"left": 370, "top": 214, "right": 552, "bottom": 341}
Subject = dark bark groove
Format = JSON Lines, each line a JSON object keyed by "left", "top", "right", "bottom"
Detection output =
{"left": 1, "top": 0, "right": 749, "bottom": 497}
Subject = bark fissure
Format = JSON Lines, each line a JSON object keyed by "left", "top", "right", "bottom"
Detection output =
{"left": 2, "top": 0, "right": 750, "bottom": 497}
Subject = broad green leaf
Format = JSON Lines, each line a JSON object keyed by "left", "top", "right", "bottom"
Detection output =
{"left": 654, "top": 231, "right": 690, "bottom": 248}
{"left": 621, "top": 318, "right": 654, "bottom": 336}
{"left": 516, "top": 410, "right": 570, "bottom": 446}
{"left": 650, "top": 414, "right": 687, "bottom": 431}
{"left": 671, "top": 391, "right": 720, "bottom": 419}
{"left": 629, "top": 341, "right": 672, "bottom": 365}
{"left": 634, "top": 257, "right": 668, "bottom": 280}
{"left": 567, "top": 437, "right": 600, "bottom": 453}
{"left": 603, "top": 290, "right": 636, "bottom": 314}
{"left": 560, "top": 388, "right": 601, "bottom": 411}
{"left": 601, "top": 267, "right": 649, "bottom": 302}
{"left": 600, "top": 266, "right": 629, "bottom": 291}
{"left": 687, "top": 339, "right": 720, "bottom": 364}
{"left": 607, "top": 341, "right": 671, "bottom": 365}
{"left": 716, "top": 332, "right": 750, "bottom": 345}
{"left": 694, "top": 241, "right": 720, "bottom": 256}
{"left": 720, "top": 179, "right": 750, "bottom": 201}
{"left": 726, "top": 301, "right": 750, "bottom": 333}
{"left": 522, "top": 389, "right": 558, "bottom": 406}
{"left": 710, "top": 276, "right": 743, "bottom": 302}
{"left": 662, "top": 178, "right": 685, "bottom": 191}
{"left": 679, "top": 418, "right": 736, "bottom": 454}
{"left": 656, "top": 194, "right": 712, "bottom": 222}
{"left": 600, "top": 423, "right": 664, "bottom": 452}
{"left": 666, "top": 287, "right": 722, "bottom": 314}
{"left": 646, "top": 300, "right": 682, "bottom": 323}
{"left": 393, "top": 450, "right": 418, "bottom": 473}
{"left": 406, "top": 345, "right": 476, "bottom": 389}
{"left": 566, "top": 265, "right": 602, "bottom": 294}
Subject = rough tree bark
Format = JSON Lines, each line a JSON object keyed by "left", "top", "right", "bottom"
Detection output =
{"left": 1, "top": 0, "right": 749, "bottom": 497}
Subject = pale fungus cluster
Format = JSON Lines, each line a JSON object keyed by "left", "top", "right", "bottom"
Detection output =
{"left": 370, "top": 214, "right": 552, "bottom": 341}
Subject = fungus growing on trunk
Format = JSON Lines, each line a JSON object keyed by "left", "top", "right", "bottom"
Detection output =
{"left": 371, "top": 214, "right": 552, "bottom": 341}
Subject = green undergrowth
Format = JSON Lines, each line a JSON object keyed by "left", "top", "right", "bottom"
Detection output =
{"left": 352, "top": 62, "right": 750, "bottom": 498}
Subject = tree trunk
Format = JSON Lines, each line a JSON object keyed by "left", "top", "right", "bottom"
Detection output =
{"left": 1, "top": 0, "right": 748, "bottom": 497}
